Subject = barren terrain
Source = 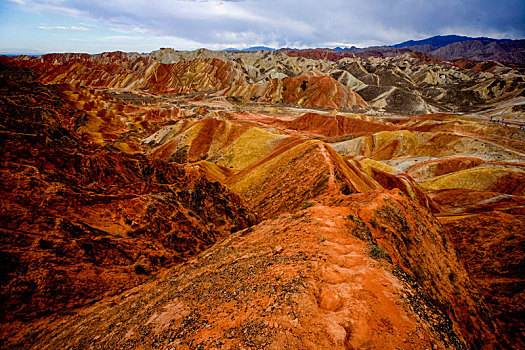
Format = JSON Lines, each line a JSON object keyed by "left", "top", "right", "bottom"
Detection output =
{"left": 0, "top": 47, "right": 524, "bottom": 349}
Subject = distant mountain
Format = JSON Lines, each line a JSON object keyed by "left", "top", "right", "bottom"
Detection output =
{"left": 393, "top": 35, "right": 505, "bottom": 49}
{"left": 224, "top": 46, "right": 275, "bottom": 52}
{"left": 390, "top": 35, "right": 524, "bottom": 64}
{"left": 430, "top": 39, "right": 525, "bottom": 64}
{"left": 2, "top": 54, "right": 42, "bottom": 57}
{"left": 334, "top": 46, "right": 357, "bottom": 51}
{"left": 0, "top": 48, "right": 43, "bottom": 56}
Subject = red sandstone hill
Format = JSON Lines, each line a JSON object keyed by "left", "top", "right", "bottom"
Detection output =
{"left": 0, "top": 72, "right": 255, "bottom": 341}
{"left": 6, "top": 54, "right": 368, "bottom": 110}
{"left": 222, "top": 72, "right": 368, "bottom": 110}
{"left": 0, "top": 50, "right": 523, "bottom": 349}
{"left": 7, "top": 190, "right": 503, "bottom": 349}
{"left": 284, "top": 112, "right": 398, "bottom": 138}
{"left": 16, "top": 54, "right": 246, "bottom": 94}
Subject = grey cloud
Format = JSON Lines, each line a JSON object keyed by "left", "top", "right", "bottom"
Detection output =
{"left": 39, "top": 25, "right": 90, "bottom": 31}
{"left": 24, "top": 0, "right": 525, "bottom": 47}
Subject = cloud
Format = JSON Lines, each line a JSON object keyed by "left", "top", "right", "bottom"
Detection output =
{"left": 99, "top": 35, "right": 145, "bottom": 41}
{"left": 16, "top": 0, "right": 525, "bottom": 48}
{"left": 39, "top": 25, "right": 90, "bottom": 31}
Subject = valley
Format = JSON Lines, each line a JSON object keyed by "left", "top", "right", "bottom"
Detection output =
{"left": 0, "top": 46, "right": 524, "bottom": 349}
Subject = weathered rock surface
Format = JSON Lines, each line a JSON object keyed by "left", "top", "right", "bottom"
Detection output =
{"left": 6, "top": 46, "right": 524, "bottom": 117}
{"left": 5, "top": 192, "right": 503, "bottom": 349}
{"left": 0, "top": 47, "right": 523, "bottom": 349}
{"left": 0, "top": 70, "right": 255, "bottom": 342}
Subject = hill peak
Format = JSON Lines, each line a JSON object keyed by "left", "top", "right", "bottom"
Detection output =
{"left": 393, "top": 34, "right": 507, "bottom": 49}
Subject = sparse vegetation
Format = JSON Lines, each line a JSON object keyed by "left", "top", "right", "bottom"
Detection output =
{"left": 368, "top": 244, "right": 387, "bottom": 259}
{"left": 349, "top": 216, "right": 374, "bottom": 242}
{"left": 301, "top": 201, "right": 314, "bottom": 209}
{"left": 133, "top": 258, "right": 152, "bottom": 275}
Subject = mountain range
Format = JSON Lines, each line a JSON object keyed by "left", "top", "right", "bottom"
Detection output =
{"left": 392, "top": 35, "right": 507, "bottom": 49}
{"left": 0, "top": 36, "right": 524, "bottom": 349}
{"left": 224, "top": 46, "right": 276, "bottom": 52}
{"left": 221, "top": 35, "right": 525, "bottom": 65}
{"left": 391, "top": 35, "right": 525, "bottom": 64}
{"left": 2, "top": 35, "right": 524, "bottom": 65}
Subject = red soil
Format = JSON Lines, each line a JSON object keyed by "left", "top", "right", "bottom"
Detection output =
{"left": 442, "top": 210, "right": 525, "bottom": 348}
{"left": 407, "top": 157, "right": 486, "bottom": 178}
{"left": 285, "top": 112, "right": 398, "bottom": 139}
{"left": 0, "top": 74, "right": 255, "bottom": 341}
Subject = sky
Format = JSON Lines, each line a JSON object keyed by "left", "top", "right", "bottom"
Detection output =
{"left": 1, "top": 0, "right": 524, "bottom": 54}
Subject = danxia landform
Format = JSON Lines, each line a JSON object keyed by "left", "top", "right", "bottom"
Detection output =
{"left": 0, "top": 41, "right": 524, "bottom": 349}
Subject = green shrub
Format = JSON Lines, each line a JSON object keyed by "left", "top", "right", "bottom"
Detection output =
{"left": 301, "top": 201, "right": 314, "bottom": 209}
{"left": 368, "top": 244, "right": 386, "bottom": 259}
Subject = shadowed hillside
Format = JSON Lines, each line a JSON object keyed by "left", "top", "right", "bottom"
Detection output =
{"left": 1, "top": 46, "right": 523, "bottom": 349}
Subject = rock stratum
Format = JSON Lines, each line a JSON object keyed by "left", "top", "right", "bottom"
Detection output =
{"left": 0, "top": 46, "right": 524, "bottom": 349}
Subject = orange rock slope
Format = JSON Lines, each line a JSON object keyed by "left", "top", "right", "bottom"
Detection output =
{"left": 1, "top": 51, "right": 524, "bottom": 349}
{"left": 7, "top": 54, "right": 368, "bottom": 110}
{"left": 5, "top": 190, "right": 502, "bottom": 349}
{"left": 0, "top": 70, "right": 255, "bottom": 341}
{"left": 222, "top": 73, "right": 368, "bottom": 110}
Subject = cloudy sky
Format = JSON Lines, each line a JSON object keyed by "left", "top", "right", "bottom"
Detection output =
{"left": 1, "top": 0, "right": 524, "bottom": 54}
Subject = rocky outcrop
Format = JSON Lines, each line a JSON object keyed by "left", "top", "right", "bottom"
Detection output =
{"left": 222, "top": 72, "right": 368, "bottom": 110}
{"left": 6, "top": 191, "right": 503, "bottom": 349}
{"left": 441, "top": 205, "right": 525, "bottom": 349}
{"left": 0, "top": 71, "right": 255, "bottom": 341}
{"left": 1, "top": 47, "right": 523, "bottom": 349}
{"left": 283, "top": 112, "right": 397, "bottom": 139}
